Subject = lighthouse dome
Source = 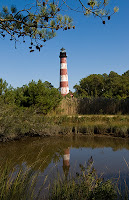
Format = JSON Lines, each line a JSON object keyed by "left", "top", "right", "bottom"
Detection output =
{"left": 60, "top": 47, "right": 66, "bottom": 53}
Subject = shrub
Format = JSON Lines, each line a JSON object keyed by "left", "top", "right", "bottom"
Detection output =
{"left": 49, "top": 157, "right": 117, "bottom": 200}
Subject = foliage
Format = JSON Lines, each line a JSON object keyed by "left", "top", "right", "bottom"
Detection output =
{"left": 74, "top": 70, "right": 129, "bottom": 99}
{"left": 0, "top": 98, "right": 129, "bottom": 140}
{"left": 0, "top": 78, "right": 8, "bottom": 95}
{"left": 0, "top": 0, "right": 118, "bottom": 50}
{"left": 0, "top": 77, "right": 129, "bottom": 140}
{"left": 1, "top": 79, "right": 62, "bottom": 114}
{"left": 49, "top": 157, "right": 117, "bottom": 200}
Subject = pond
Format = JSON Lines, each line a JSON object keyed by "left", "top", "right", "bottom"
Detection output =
{"left": 1, "top": 135, "right": 129, "bottom": 197}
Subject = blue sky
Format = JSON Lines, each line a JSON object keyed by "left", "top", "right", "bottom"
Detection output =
{"left": 0, "top": 0, "right": 129, "bottom": 91}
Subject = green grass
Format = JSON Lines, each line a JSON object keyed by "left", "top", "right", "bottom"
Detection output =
{"left": 0, "top": 100, "right": 129, "bottom": 141}
{"left": 0, "top": 108, "right": 129, "bottom": 141}
{"left": 49, "top": 157, "right": 117, "bottom": 200}
{"left": 0, "top": 158, "right": 128, "bottom": 200}
{"left": 0, "top": 162, "right": 48, "bottom": 200}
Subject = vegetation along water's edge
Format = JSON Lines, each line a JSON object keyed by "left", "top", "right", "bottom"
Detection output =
{"left": 1, "top": 107, "right": 129, "bottom": 142}
{"left": 0, "top": 77, "right": 129, "bottom": 142}
{"left": 1, "top": 156, "right": 129, "bottom": 200}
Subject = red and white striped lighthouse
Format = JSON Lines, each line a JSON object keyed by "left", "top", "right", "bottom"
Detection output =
{"left": 59, "top": 48, "right": 69, "bottom": 96}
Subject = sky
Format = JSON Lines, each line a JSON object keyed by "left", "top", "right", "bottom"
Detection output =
{"left": 0, "top": 0, "right": 129, "bottom": 91}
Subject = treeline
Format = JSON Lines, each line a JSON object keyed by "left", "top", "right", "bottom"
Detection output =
{"left": 74, "top": 70, "right": 129, "bottom": 99}
{"left": 0, "top": 79, "right": 62, "bottom": 114}
{"left": 1, "top": 70, "right": 129, "bottom": 116}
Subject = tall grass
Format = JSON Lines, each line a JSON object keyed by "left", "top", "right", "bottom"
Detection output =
{"left": 0, "top": 158, "right": 129, "bottom": 200}
{"left": 0, "top": 108, "right": 129, "bottom": 140}
{"left": 49, "top": 157, "right": 116, "bottom": 200}
{"left": 0, "top": 98, "right": 129, "bottom": 141}
{"left": 54, "top": 97, "right": 129, "bottom": 115}
{"left": 0, "top": 163, "right": 47, "bottom": 200}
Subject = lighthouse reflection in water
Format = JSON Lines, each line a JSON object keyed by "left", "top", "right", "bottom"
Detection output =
{"left": 63, "top": 148, "right": 70, "bottom": 179}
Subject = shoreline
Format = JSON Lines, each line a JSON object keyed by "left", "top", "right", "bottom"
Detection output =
{"left": 0, "top": 125, "right": 129, "bottom": 143}
{"left": 0, "top": 108, "right": 129, "bottom": 142}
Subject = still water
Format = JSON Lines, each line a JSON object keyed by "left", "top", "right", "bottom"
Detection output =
{"left": 1, "top": 135, "right": 129, "bottom": 191}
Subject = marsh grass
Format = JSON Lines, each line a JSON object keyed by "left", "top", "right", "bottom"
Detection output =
{"left": 114, "top": 158, "right": 129, "bottom": 200}
{"left": 0, "top": 100, "right": 129, "bottom": 141}
{"left": 54, "top": 98, "right": 129, "bottom": 115}
{"left": 0, "top": 111, "right": 129, "bottom": 140}
{"left": 49, "top": 158, "right": 129, "bottom": 200}
{"left": 0, "top": 162, "right": 48, "bottom": 200}
{"left": 49, "top": 157, "right": 117, "bottom": 200}
{"left": 0, "top": 157, "right": 129, "bottom": 200}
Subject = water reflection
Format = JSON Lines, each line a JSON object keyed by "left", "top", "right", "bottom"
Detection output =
{"left": 63, "top": 148, "right": 70, "bottom": 179}
{"left": 0, "top": 136, "right": 129, "bottom": 181}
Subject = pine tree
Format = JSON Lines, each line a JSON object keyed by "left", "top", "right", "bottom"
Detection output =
{"left": 0, "top": 0, "right": 119, "bottom": 51}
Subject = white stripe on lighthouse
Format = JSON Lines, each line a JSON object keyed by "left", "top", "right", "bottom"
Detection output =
{"left": 60, "top": 75, "right": 68, "bottom": 82}
{"left": 60, "top": 63, "right": 67, "bottom": 69}
{"left": 61, "top": 87, "right": 69, "bottom": 94}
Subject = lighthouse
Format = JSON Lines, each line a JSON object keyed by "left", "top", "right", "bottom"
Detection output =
{"left": 59, "top": 48, "right": 69, "bottom": 96}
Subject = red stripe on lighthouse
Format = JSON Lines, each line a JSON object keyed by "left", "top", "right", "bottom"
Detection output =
{"left": 60, "top": 82, "right": 68, "bottom": 87}
{"left": 60, "top": 57, "right": 67, "bottom": 63}
{"left": 60, "top": 69, "right": 67, "bottom": 75}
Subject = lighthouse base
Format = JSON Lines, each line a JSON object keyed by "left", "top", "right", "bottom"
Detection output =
{"left": 60, "top": 87, "right": 69, "bottom": 96}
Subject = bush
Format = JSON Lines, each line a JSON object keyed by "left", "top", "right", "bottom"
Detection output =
{"left": 49, "top": 157, "right": 117, "bottom": 200}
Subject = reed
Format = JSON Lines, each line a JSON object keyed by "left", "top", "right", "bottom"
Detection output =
{"left": 0, "top": 158, "right": 128, "bottom": 200}
{"left": 0, "top": 162, "right": 48, "bottom": 200}
{"left": 0, "top": 98, "right": 129, "bottom": 141}
{"left": 0, "top": 109, "right": 129, "bottom": 141}
{"left": 54, "top": 97, "right": 129, "bottom": 115}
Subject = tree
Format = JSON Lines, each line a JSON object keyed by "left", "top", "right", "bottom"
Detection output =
{"left": 0, "top": 78, "right": 8, "bottom": 95}
{"left": 14, "top": 80, "right": 62, "bottom": 114}
{"left": 0, "top": 0, "right": 119, "bottom": 51}
{"left": 74, "top": 71, "right": 129, "bottom": 99}
{"left": 74, "top": 74, "right": 104, "bottom": 97}
{"left": 0, "top": 78, "right": 62, "bottom": 114}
